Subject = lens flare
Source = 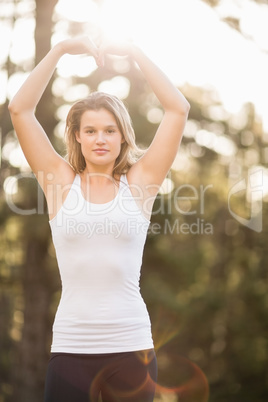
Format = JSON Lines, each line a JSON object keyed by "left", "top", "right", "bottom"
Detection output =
{"left": 151, "top": 308, "right": 182, "bottom": 352}
{"left": 88, "top": 349, "right": 209, "bottom": 402}
{"left": 89, "top": 349, "right": 157, "bottom": 400}
{"left": 156, "top": 355, "right": 209, "bottom": 402}
{"left": 147, "top": 309, "right": 209, "bottom": 401}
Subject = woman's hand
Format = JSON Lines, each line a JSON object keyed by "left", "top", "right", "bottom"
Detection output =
{"left": 58, "top": 36, "right": 136, "bottom": 67}
{"left": 59, "top": 36, "right": 101, "bottom": 66}
{"left": 98, "top": 37, "right": 135, "bottom": 66}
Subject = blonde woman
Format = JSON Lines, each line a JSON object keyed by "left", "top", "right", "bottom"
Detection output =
{"left": 9, "top": 36, "right": 190, "bottom": 402}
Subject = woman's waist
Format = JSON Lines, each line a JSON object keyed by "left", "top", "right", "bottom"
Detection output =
{"left": 55, "top": 291, "right": 148, "bottom": 320}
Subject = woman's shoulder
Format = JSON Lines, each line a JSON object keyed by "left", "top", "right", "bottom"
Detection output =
{"left": 44, "top": 163, "right": 77, "bottom": 221}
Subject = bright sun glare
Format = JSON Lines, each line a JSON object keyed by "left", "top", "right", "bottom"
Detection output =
{"left": 3, "top": 0, "right": 268, "bottom": 134}
{"left": 53, "top": 0, "right": 268, "bottom": 132}
{"left": 2, "top": 0, "right": 268, "bottom": 192}
{"left": 54, "top": 0, "right": 166, "bottom": 51}
{"left": 55, "top": 0, "right": 138, "bottom": 42}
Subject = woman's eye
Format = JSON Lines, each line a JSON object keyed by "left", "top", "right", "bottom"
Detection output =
{"left": 107, "top": 130, "right": 115, "bottom": 134}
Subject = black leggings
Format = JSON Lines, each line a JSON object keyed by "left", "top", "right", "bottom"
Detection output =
{"left": 44, "top": 349, "right": 157, "bottom": 402}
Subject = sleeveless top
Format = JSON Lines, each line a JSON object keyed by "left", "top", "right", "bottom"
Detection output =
{"left": 49, "top": 174, "right": 154, "bottom": 353}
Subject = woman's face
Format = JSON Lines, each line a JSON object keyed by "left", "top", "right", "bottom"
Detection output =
{"left": 76, "top": 108, "right": 124, "bottom": 170}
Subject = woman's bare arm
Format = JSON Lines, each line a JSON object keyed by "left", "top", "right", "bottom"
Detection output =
{"left": 8, "top": 37, "right": 100, "bottom": 190}
{"left": 130, "top": 45, "right": 190, "bottom": 187}
{"left": 99, "top": 40, "right": 190, "bottom": 193}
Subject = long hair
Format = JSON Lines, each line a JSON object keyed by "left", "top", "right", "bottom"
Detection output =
{"left": 65, "top": 92, "right": 145, "bottom": 175}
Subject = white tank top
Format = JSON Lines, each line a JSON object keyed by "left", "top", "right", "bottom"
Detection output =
{"left": 49, "top": 174, "right": 154, "bottom": 353}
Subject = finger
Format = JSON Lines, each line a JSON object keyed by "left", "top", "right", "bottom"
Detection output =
{"left": 86, "top": 37, "right": 99, "bottom": 59}
{"left": 97, "top": 43, "right": 106, "bottom": 67}
{"left": 84, "top": 37, "right": 102, "bottom": 67}
{"left": 97, "top": 54, "right": 105, "bottom": 67}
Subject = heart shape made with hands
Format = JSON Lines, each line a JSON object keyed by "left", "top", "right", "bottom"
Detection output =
{"left": 65, "top": 35, "right": 133, "bottom": 68}
{"left": 94, "top": 37, "right": 133, "bottom": 67}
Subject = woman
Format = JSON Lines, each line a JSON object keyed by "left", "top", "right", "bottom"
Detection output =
{"left": 9, "top": 36, "right": 190, "bottom": 402}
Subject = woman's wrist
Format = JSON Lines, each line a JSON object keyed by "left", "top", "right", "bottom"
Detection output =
{"left": 53, "top": 41, "right": 68, "bottom": 58}
{"left": 129, "top": 43, "right": 143, "bottom": 61}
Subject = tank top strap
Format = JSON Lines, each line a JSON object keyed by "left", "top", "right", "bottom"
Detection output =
{"left": 119, "top": 174, "right": 128, "bottom": 188}
{"left": 74, "top": 174, "right": 80, "bottom": 184}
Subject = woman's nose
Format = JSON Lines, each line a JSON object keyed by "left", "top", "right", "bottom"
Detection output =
{"left": 96, "top": 132, "right": 106, "bottom": 144}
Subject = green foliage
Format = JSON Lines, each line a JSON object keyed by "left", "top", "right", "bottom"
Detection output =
{"left": 141, "top": 94, "right": 268, "bottom": 401}
{"left": 0, "top": 1, "right": 268, "bottom": 401}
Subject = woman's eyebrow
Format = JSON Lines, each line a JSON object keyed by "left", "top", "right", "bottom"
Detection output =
{"left": 83, "top": 124, "right": 118, "bottom": 129}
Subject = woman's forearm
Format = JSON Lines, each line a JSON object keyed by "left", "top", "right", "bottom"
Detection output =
{"left": 131, "top": 45, "right": 190, "bottom": 115}
{"left": 9, "top": 43, "right": 64, "bottom": 114}
{"left": 9, "top": 36, "right": 99, "bottom": 115}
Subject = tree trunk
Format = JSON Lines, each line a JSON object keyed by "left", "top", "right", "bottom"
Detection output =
{"left": 13, "top": 224, "right": 53, "bottom": 402}
{"left": 12, "top": 1, "right": 58, "bottom": 401}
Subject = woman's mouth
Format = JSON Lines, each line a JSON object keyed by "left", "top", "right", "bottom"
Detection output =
{"left": 93, "top": 149, "right": 109, "bottom": 155}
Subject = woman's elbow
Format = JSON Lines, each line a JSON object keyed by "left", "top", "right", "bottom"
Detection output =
{"left": 8, "top": 100, "right": 29, "bottom": 116}
{"left": 183, "top": 99, "right": 191, "bottom": 115}
{"left": 8, "top": 100, "right": 19, "bottom": 115}
{"left": 177, "top": 99, "right": 190, "bottom": 117}
{"left": 172, "top": 91, "right": 191, "bottom": 116}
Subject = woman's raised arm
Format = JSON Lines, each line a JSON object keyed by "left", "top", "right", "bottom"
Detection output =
{"left": 8, "top": 37, "right": 99, "bottom": 186}
{"left": 131, "top": 45, "right": 190, "bottom": 185}
{"left": 99, "top": 40, "right": 190, "bottom": 192}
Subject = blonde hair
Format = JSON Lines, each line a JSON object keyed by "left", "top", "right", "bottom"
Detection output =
{"left": 65, "top": 92, "right": 145, "bottom": 175}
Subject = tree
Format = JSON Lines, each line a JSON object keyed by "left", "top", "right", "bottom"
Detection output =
{"left": 1, "top": 1, "right": 268, "bottom": 401}
{"left": 1, "top": 1, "right": 57, "bottom": 401}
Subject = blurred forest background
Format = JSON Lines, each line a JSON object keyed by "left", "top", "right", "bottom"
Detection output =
{"left": 0, "top": 0, "right": 268, "bottom": 401}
